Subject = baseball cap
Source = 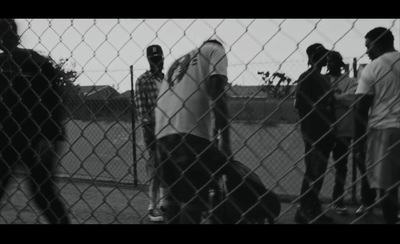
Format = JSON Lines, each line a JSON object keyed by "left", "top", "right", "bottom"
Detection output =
{"left": 146, "top": 44, "right": 163, "bottom": 58}
{"left": 306, "top": 43, "right": 328, "bottom": 58}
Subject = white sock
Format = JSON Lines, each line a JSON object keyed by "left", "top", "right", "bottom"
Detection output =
{"left": 159, "top": 188, "right": 167, "bottom": 207}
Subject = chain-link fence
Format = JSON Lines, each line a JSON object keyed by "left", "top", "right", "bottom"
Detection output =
{"left": 1, "top": 19, "right": 399, "bottom": 224}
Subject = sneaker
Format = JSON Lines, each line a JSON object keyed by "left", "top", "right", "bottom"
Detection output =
{"left": 159, "top": 206, "right": 167, "bottom": 213}
{"left": 148, "top": 208, "right": 164, "bottom": 222}
{"left": 331, "top": 204, "right": 348, "bottom": 216}
{"left": 355, "top": 204, "right": 373, "bottom": 217}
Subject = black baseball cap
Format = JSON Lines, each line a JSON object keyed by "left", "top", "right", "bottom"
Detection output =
{"left": 306, "top": 43, "right": 328, "bottom": 58}
{"left": 146, "top": 44, "right": 163, "bottom": 59}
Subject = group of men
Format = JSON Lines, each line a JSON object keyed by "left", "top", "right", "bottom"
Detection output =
{"left": 294, "top": 27, "right": 400, "bottom": 224}
{"left": 136, "top": 26, "right": 400, "bottom": 225}
{"left": 0, "top": 18, "right": 398, "bottom": 224}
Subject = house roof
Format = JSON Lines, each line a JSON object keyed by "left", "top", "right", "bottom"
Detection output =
{"left": 117, "top": 86, "right": 269, "bottom": 99}
{"left": 79, "top": 85, "right": 120, "bottom": 99}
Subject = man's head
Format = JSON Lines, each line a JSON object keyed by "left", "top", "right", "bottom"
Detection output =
{"left": 327, "top": 50, "right": 345, "bottom": 74}
{"left": 0, "top": 19, "right": 19, "bottom": 52}
{"left": 146, "top": 44, "right": 164, "bottom": 72}
{"left": 365, "top": 27, "right": 395, "bottom": 61}
{"left": 306, "top": 43, "right": 329, "bottom": 68}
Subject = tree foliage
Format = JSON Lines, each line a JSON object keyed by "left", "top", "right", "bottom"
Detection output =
{"left": 49, "top": 57, "right": 82, "bottom": 117}
{"left": 258, "top": 71, "right": 295, "bottom": 98}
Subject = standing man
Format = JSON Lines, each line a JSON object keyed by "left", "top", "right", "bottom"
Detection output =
{"left": 325, "top": 51, "right": 357, "bottom": 215}
{"left": 134, "top": 44, "right": 167, "bottom": 222}
{"left": 155, "top": 38, "right": 232, "bottom": 224}
{"left": 0, "top": 19, "right": 70, "bottom": 224}
{"left": 354, "top": 27, "right": 400, "bottom": 224}
{"left": 294, "top": 43, "right": 335, "bottom": 224}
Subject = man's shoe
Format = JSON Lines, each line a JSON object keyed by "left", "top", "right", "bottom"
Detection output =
{"left": 331, "top": 204, "right": 348, "bottom": 216}
{"left": 159, "top": 206, "right": 167, "bottom": 213}
{"left": 355, "top": 204, "right": 373, "bottom": 217}
{"left": 148, "top": 208, "right": 164, "bottom": 222}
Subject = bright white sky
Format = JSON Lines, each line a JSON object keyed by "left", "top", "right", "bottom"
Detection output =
{"left": 15, "top": 18, "right": 400, "bottom": 92}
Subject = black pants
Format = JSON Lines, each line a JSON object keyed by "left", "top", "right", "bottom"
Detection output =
{"left": 331, "top": 136, "right": 351, "bottom": 206}
{"left": 0, "top": 136, "right": 70, "bottom": 224}
{"left": 299, "top": 132, "right": 334, "bottom": 214}
{"left": 380, "top": 189, "right": 399, "bottom": 224}
{"left": 156, "top": 134, "right": 227, "bottom": 224}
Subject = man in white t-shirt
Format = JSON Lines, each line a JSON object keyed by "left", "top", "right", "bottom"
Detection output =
{"left": 155, "top": 39, "right": 232, "bottom": 224}
{"left": 354, "top": 27, "right": 400, "bottom": 224}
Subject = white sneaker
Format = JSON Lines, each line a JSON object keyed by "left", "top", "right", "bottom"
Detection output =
{"left": 148, "top": 208, "right": 163, "bottom": 222}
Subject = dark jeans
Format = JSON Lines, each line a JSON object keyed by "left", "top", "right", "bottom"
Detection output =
{"left": 156, "top": 134, "right": 227, "bottom": 224}
{"left": 380, "top": 189, "right": 399, "bottom": 224}
{"left": 299, "top": 131, "right": 334, "bottom": 214}
{"left": 331, "top": 136, "right": 351, "bottom": 206}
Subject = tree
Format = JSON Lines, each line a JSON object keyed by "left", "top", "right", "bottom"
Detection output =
{"left": 48, "top": 57, "right": 82, "bottom": 119}
{"left": 257, "top": 71, "right": 295, "bottom": 99}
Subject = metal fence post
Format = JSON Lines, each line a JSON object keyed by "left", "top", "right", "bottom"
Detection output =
{"left": 130, "top": 65, "right": 138, "bottom": 186}
{"left": 351, "top": 58, "right": 358, "bottom": 204}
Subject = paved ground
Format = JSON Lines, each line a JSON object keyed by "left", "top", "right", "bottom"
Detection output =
{"left": 0, "top": 177, "right": 387, "bottom": 224}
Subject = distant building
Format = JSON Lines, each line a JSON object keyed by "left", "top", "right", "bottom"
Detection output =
{"left": 79, "top": 85, "right": 120, "bottom": 100}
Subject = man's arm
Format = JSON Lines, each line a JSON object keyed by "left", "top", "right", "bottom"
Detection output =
{"left": 206, "top": 74, "right": 231, "bottom": 158}
{"left": 134, "top": 77, "right": 151, "bottom": 125}
{"left": 353, "top": 94, "right": 373, "bottom": 154}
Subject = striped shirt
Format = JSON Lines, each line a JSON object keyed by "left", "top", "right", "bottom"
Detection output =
{"left": 134, "top": 70, "right": 164, "bottom": 125}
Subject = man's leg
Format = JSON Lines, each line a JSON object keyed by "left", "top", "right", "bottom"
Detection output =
{"left": 156, "top": 136, "right": 181, "bottom": 224}
{"left": 380, "top": 189, "right": 399, "bottom": 224}
{"left": 355, "top": 148, "right": 376, "bottom": 207}
{"left": 146, "top": 150, "right": 158, "bottom": 210}
{"left": 332, "top": 137, "right": 350, "bottom": 206}
{"left": 28, "top": 140, "right": 70, "bottom": 224}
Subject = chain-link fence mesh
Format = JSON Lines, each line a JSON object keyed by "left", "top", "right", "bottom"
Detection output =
{"left": 1, "top": 18, "right": 399, "bottom": 224}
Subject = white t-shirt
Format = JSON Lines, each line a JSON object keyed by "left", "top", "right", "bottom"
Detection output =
{"left": 355, "top": 51, "right": 400, "bottom": 129}
{"left": 155, "top": 41, "right": 228, "bottom": 140}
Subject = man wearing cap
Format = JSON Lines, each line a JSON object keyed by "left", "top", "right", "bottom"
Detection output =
{"left": 294, "top": 43, "right": 335, "bottom": 224}
{"left": 134, "top": 44, "right": 167, "bottom": 222}
{"left": 325, "top": 51, "right": 358, "bottom": 215}
{"left": 155, "top": 39, "right": 232, "bottom": 224}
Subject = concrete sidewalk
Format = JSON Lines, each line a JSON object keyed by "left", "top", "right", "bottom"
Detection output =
{"left": 0, "top": 177, "right": 387, "bottom": 224}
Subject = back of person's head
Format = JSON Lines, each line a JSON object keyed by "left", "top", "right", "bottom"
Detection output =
{"left": 365, "top": 27, "right": 394, "bottom": 48}
{"left": 328, "top": 50, "right": 345, "bottom": 68}
{"left": 203, "top": 34, "right": 225, "bottom": 47}
{"left": 0, "top": 18, "right": 19, "bottom": 51}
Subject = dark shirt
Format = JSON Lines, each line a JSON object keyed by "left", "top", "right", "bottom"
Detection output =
{"left": 294, "top": 68, "right": 335, "bottom": 140}
{"left": 0, "top": 48, "right": 64, "bottom": 146}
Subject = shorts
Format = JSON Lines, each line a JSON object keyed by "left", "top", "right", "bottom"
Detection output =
{"left": 366, "top": 128, "right": 400, "bottom": 190}
{"left": 156, "top": 134, "right": 228, "bottom": 207}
